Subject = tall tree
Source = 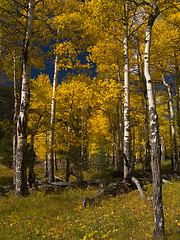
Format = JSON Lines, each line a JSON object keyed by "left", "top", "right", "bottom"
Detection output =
{"left": 123, "top": 0, "right": 131, "bottom": 180}
{"left": 162, "top": 73, "right": 178, "bottom": 171}
{"left": 175, "top": 51, "right": 180, "bottom": 170}
{"left": 47, "top": 53, "right": 58, "bottom": 182}
{"left": 150, "top": 7, "right": 180, "bottom": 170}
{"left": 143, "top": 1, "right": 164, "bottom": 238}
{"left": 15, "top": 0, "right": 35, "bottom": 197}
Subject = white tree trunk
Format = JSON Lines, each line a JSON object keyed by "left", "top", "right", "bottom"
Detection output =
{"left": 28, "top": 134, "right": 36, "bottom": 188}
{"left": 162, "top": 73, "right": 177, "bottom": 170}
{"left": 44, "top": 133, "right": 48, "bottom": 178}
{"left": 137, "top": 38, "right": 151, "bottom": 170}
{"left": 66, "top": 105, "right": 73, "bottom": 182}
{"left": 15, "top": 0, "right": 34, "bottom": 197}
{"left": 13, "top": 51, "right": 18, "bottom": 185}
{"left": 123, "top": 0, "right": 131, "bottom": 180}
{"left": 47, "top": 54, "right": 58, "bottom": 182}
{"left": 144, "top": 4, "right": 165, "bottom": 238}
{"left": 116, "top": 63, "right": 124, "bottom": 171}
{"left": 174, "top": 51, "right": 180, "bottom": 171}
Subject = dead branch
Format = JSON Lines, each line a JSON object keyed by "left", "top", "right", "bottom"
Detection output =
{"left": 54, "top": 175, "right": 64, "bottom": 182}
{"left": 83, "top": 181, "right": 130, "bottom": 208}
{"left": 131, "top": 177, "right": 146, "bottom": 200}
{"left": 162, "top": 179, "right": 171, "bottom": 185}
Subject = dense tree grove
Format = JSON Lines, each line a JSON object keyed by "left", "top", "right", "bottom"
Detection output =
{"left": 0, "top": 0, "right": 179, "bottom": 238}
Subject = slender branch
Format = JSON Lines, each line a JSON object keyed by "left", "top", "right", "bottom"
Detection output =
{"left": 131, "top": 177, "right": 146, "bottom": 200}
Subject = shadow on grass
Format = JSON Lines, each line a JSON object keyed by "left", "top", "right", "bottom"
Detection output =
{"left": 161, "top": 160, "right": 172, "bottom": 171}
{"left": 0, "top": 176, "right": 13, "bottom": 186}
{"left": 165, "top": 232, "right": 180, "bottom": 240}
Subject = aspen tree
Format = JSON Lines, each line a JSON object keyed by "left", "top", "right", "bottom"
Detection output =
{"left": 0, "top": 0, "right": 25, "bottom": 184}
{"left": 123, "top": 0, "right": 131, "bottom": 180}
{"left": 149, "top": 6, "right": 179, "bottom": 170}
{"left": 13, "top": 51, "right": 18, "bottom": 185}
{"left": 136, "top": 36, "right": 151, "bottom": 170}
{"left": 143, "top": 1, "right": 165, "bottom": 238}
{"left": 162, "top": 73, "right": 178, "bottom": 170}
{"left": 175, "top": 52, "right": 180, "bottom": 170}
{"left": 15, "top": 0, "right": 35, "bottom": 197}
{"left": 47, "top": 53, "right": 58, "bottom": 182}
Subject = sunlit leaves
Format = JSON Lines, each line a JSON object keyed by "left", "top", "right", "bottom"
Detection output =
{"left": 29, "top": 74, "right": 52, "bottom": 134}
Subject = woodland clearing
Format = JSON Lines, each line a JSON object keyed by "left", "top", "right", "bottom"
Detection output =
{"left": 0, "top": 160, "right": 179, "bottom": 240}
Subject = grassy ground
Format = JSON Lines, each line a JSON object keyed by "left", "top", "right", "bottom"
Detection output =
{"left": 0, "top": 162, "right": 179, "bottom": 240}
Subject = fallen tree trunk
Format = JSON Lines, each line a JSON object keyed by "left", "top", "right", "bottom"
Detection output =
{"left": 0, "top": 185, "right": 14, "bottom": 196}
{"left": 29, "top": 177, "right": 124, "bottom": 192}
{"left": 83, "top": 181, "right": 131, "bottom": 208}
{"left": 82, "top": 176, "right": 146, "bottom": 207}
{"left": 131, "top": 177, "right": 146, "bottom": 200}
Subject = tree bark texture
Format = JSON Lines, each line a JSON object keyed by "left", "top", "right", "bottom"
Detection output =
{"left": 123, "top": 1, "right": 131, "bottom": 181}
{"left": 15, "top": 0, "right": 34, "bottom": 197}
{"left": 13, "top": 51, "right": 18, "bottom": 185}
{"left": 162, "top": 73, "right": 177, "bottom": 171}
{"left": 137, "top": 40, "right": 151, "bottom": 170}
{"left": 44, "top": 133, "right": 48, "bottom": 178}
{"left": 144, "top": 4, "right": 165, "bottom": 238}
{"left": 116, "top": 63, "right": 124, "bottom": 171}
{"left": 47, "top": 54, "right": 58, "bottom": 182}
{"left": 174, "top": 51, "right": 180, "bottom": 171}
{"left": 66, "top": 105, "right": 73, "bottom": 182}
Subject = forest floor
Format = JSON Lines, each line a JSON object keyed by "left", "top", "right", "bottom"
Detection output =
{"left": 0, "top": 161, "right": 179, "bottom": 240}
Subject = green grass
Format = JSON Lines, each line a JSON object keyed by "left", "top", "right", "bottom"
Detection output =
{"left": 135, "top": 159, "right": 173, "bottom": 172}
{"left": 0, "top": 165, "right": 13, "bottom": 185}
{"left": 0, "top": 164, "right": 180, "bottom": 240}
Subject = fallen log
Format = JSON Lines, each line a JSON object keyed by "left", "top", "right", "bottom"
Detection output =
{"left": 31, "top": 177, "right": 123, "bottom": 189}
{"left": 27, "top": 177, "right": 124, "bottom": 194}
{"left": 131, "top": 177, "right": 146, "bottom": 200}
{"left": 83, "top": 181, "right": 131, "bottom": 208}
{"left": 82, "top": 176, "right": 146, "bottom": 207}
{"left": 0, "top": 185, "right": 14, "bottom": 196}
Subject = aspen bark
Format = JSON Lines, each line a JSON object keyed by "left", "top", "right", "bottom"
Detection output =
{"left": 123, "top": 0, "right": 131, "bottom": 180}
{"left": 28, "top": 134, "right": 36, "bottom": 188}
{"left": 162, "top": 73, "right": 177, "bottom": 171}
{"left": 44, "top": 133, "right": 48, "bottom": 178}
{"left": 66, "top": 104, "right": 73, "bottom": 182}
{"left": 116, "top": 63, "right": 124, "bottom": 171}
{"left": 13, "top": 51, "right": 18, "bottom": 185}
{"left": 143, "top": 90, "right": 151, "bottom": 171}
{"left": 137, "top": 40, "right": 151, "bottom": 170}
{"left": 54, "top": 151, "right": 58, "bottom": 172}
{"left": 131, "top": 123, "right": 135, "bottom": 170}
{"left": 174, "top": 51, "right": 180, "bottom": 171}
{"left": 138, "top": 124, "right": 142, "bottom": 163}
{"left": 15, "top": 0, "right": 34, "bottom": 197}
{"left": 144, "top": 4, "right": 165, "bottom": 238}
{"left": 47, "top": 54, "right": 58, "bottom": 182}
{"left": 111, "top": 127, "right": 116, "bottom": 167}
